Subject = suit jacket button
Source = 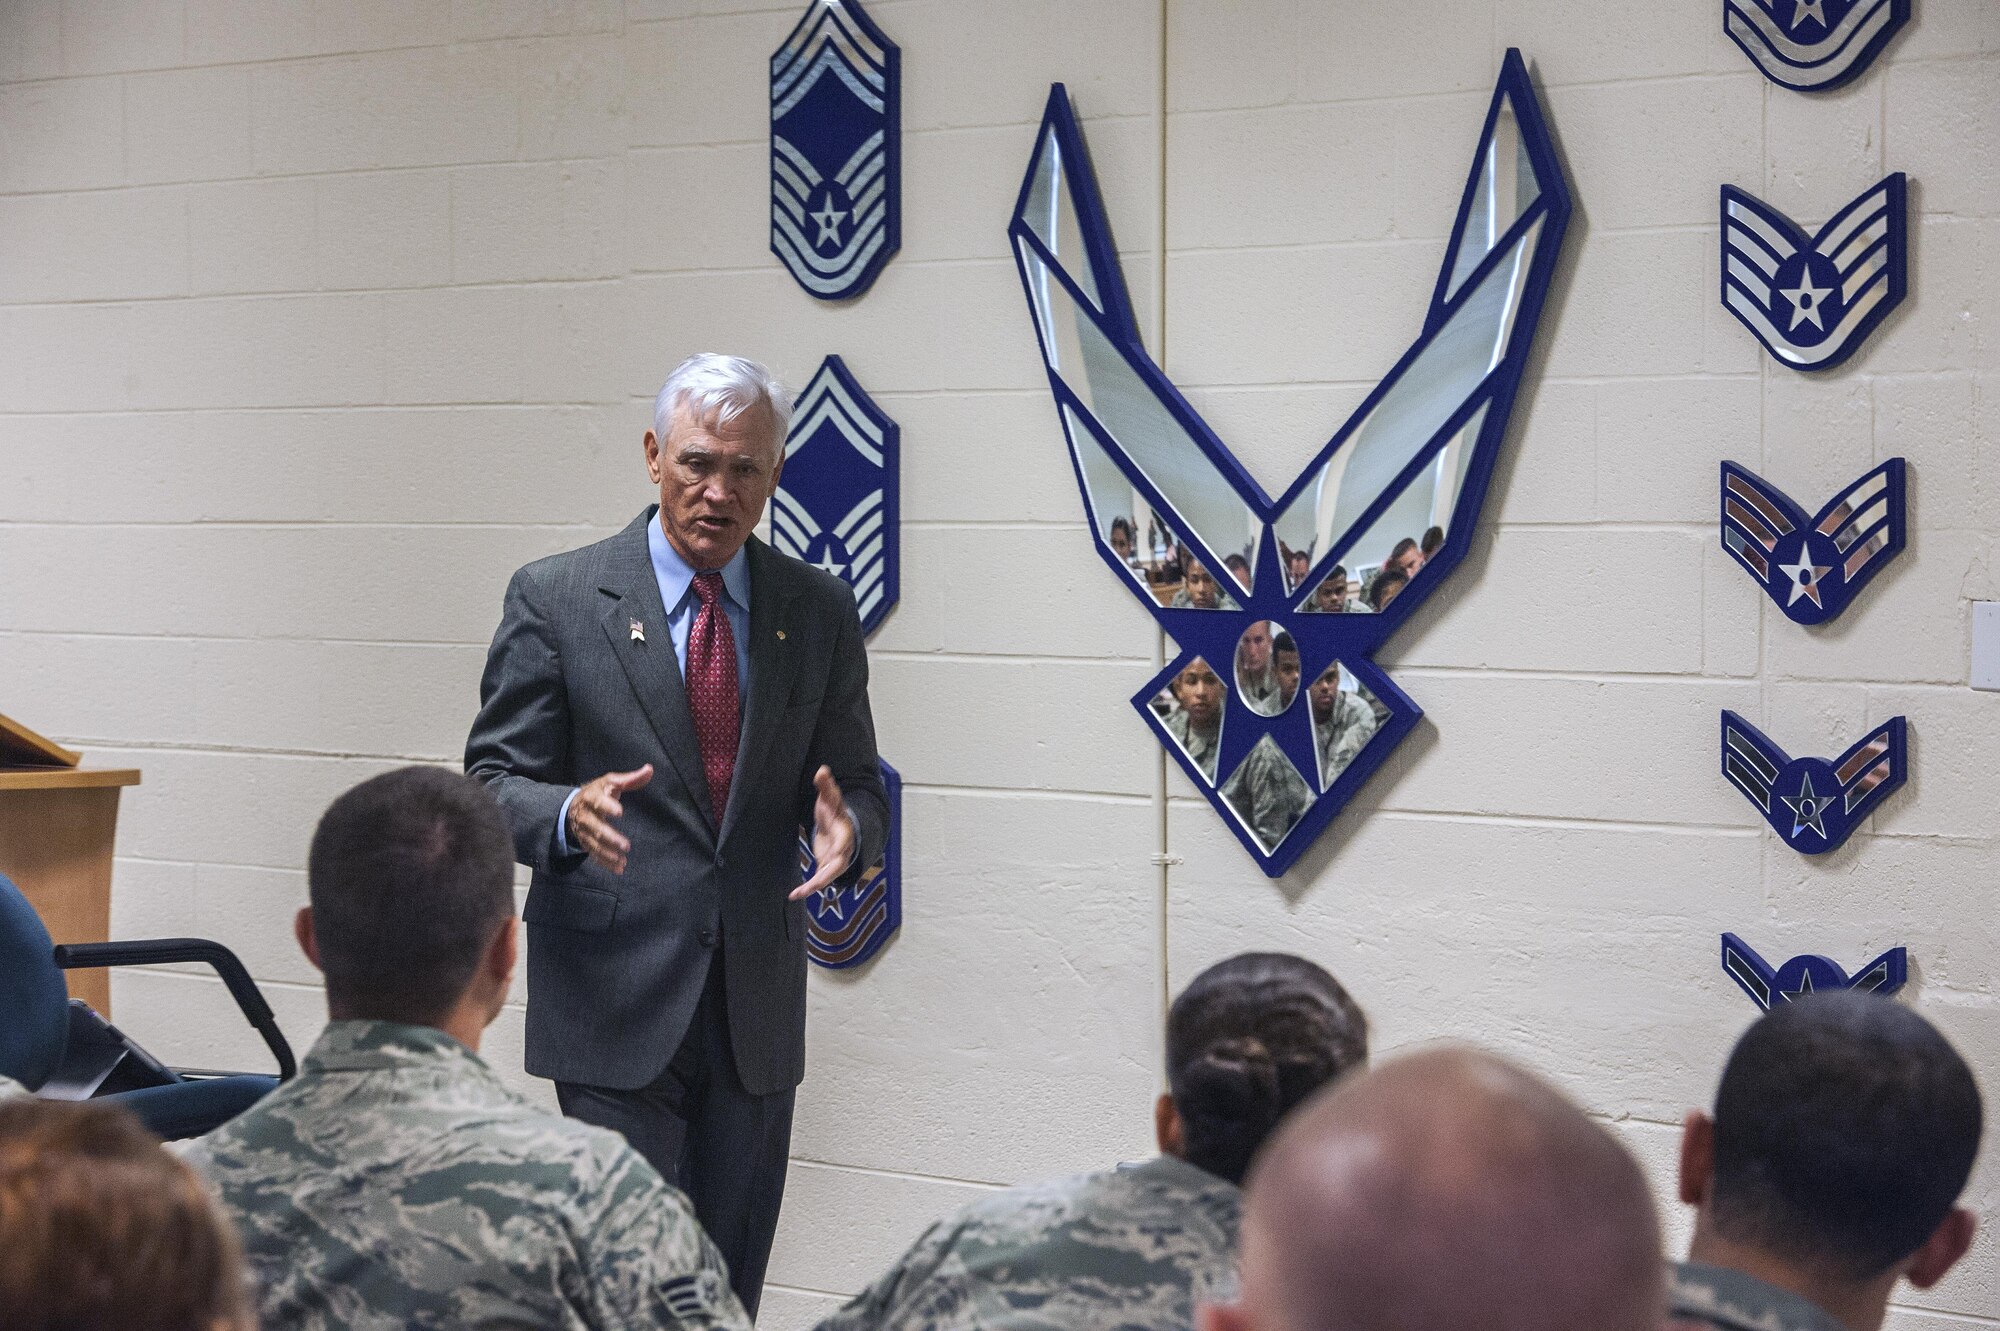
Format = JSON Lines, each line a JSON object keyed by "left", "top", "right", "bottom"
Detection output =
{"left": 699, "top": 927, "right": 718, "bottom": 948}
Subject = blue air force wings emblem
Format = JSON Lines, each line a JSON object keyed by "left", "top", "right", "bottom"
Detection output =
{"left": 1720, "top": 933, "right": 1908, "bottom": 1011}
{"left": 799, "top": 760, "right": 901, "bottom": 968}
{"left": 1720, "top": 459, "right": 1905, "bottom": 625}
{"left": 774, "top": 356, "right": 899, "bottom": 635}
{"left": 770, "top": 0, "right": 900, "bottom": 301}
{"left": 1721, "top": 712, "right": 1906, "bottom": 855}
{"left": 1009, "top": 51, "right": 1573, "bottom": 876}
{"left": 1725, "top": 0, "right": 1909, "bottom": 91}
{"left": 1721, "top": 175, "right": 1906, "bottom": 372}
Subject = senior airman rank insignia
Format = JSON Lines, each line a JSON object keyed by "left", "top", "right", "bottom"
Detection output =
{"left": 773, "top": 356, "right": 900, "bottom": 634}
{"left": 1720, "top": 459, "right": 1905, "bottom": 625}
{"left": 799, "top": 760, "right": 902, "bottom": 969}
{"left": 1720, "top": 933, "right": 1908, "bottom": 1011}
{"left": 1724, "top": 0, "right": 1909, "bottom": 92}
{"left": 1721, "top": 175, "right": 1906, "bottom": 372}
{"left": 770, "top": 0, "right": 900, "bottom": 301}
{"left": 1721, "top": 712, "right": 1906, "bottom": 855}
{"left": 1010, "top": 51, "right": 1573, "bottom": 875}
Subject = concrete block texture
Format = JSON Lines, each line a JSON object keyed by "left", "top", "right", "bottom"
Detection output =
{"left": 4, "top": 0, "right": 1998, "bottom": 1320}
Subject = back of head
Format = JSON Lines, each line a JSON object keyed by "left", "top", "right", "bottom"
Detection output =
{"left": 1165, "top": 953, "right": 1367, "bottom": 1186}
{"left": 0, "top": 1098, "right": 250, "bottom": 1331}
{"left": 1710, "top": 991, "right": 1983, "bottom": 1280}
{"left": 309, "top": 765, "right": 515, "bottom": 1025}
{"left": 1240, "top": 1048, "right": 1663, "bottom": 1331}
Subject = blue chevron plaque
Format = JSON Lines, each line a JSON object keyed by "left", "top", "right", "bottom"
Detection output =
{"left": 770, "top": 0, "right": 900, "bottom": 301}
{"left": 1725, "top": 0, "right": 1909, "bottom": 92}
{"left": 1720, "top": 459, "right": 1906, "bottom": 625}
{"left": 1721, "top": 712, "right": 1907, "bottom": 855}
{"left": 1720, "top": 933, "right": 1908, "bottom": 1010}
{"left": 1010, "top": 52, "right": 1573, "bottom": 875}
{"left": 1721, "top": 175, "right": 1907, "bottom": 372}
{"left": 774, "top": 355, "right": 899, "bottom": 636}
{"left": 800, "top": 760, "right": 902, "bottom": 969}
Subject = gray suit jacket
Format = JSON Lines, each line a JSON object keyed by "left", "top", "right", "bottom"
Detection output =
{"left": 466, "top": 508, "right": 887, "bottom": 1095}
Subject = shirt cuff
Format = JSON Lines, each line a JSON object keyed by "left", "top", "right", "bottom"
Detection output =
{"left": 840, "top": 804, "right": 861, "bottom": 875}
{"left": 554, "top": 787, "right": 580, "bottom": 858}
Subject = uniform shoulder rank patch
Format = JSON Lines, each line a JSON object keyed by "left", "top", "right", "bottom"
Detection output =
{"left": 1720, "top": 932, "right": 1908, "bottom": 1011}
{"left": 799, "top": 759, "right": 902, "bottom": 969}
{"left": 769, "top": 0, "right": 900, "bottom": 300}
{"left": 774, "top": 355, "right": 900, "bottom": 635}
{"left": 1721, "top": 174, "right": 1906, "bottom": 372}
{"left": 1720, "top": 459, "right": 1905, "bottom": 624}
{"left": 658, "top": 1269, "right": 730, "bottom": 1321}
{"left": 1009, "top": 51, "right": 1573, "bottom": 876}
{"left": 1721, "top": 712, "right": 1907, "bottom": 854}
{"left": 1724, "top": 0, "right": 1910, "bottom": 92}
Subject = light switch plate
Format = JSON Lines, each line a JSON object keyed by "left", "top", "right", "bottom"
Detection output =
{"left": 1972, "top": 603, "right": 2000, "bottom": 691}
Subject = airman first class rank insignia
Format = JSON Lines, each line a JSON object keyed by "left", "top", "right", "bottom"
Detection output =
{"left": 1720, "top": 459, "right": 1905, "bottom": 625}
{"left": 1720, "top": 932, "right": 1908, "bottom": 1011}
{"left": 1721, "top": 712, "right": 1907, "bottom": 855}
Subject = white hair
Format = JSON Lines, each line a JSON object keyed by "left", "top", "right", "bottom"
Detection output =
{"left": 653, "top": 353, "right": 792, "bottom": 453}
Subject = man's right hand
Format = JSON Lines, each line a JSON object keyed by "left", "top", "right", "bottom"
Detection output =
{"left": 568, "top": 765, "right": 653, "bottom": 874}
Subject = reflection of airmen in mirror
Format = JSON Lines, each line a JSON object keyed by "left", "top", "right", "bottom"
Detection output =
{"left": 1310, "top": 665, "right": 1378, "bottom": 787}
{"left": 1221, "top": 738, "right": 1313, "bottom": 853}
{"left": 1158, "top": 659, "right": 1225, "bottom": 782}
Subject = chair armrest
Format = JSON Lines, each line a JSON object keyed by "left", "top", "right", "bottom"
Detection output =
{"left": 53, "top": 938, "right": 297, "bottom": 1081}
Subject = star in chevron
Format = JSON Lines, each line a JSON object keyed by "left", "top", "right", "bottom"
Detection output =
{"left": 1780, "top": 269, "right": 1833, "bottom": 331}
{"left": 1782, "top": 772, "right": 1832, "bottom": 841}
{"left": 1790, "top": 0, "right": 1828, "bottom": 30}
{"left": 815, "top": 882, "right": 846, "bottom": 921}
{"left": 1779, "top": 969, "right": 1816, "bottom": 1002}
{"left": 811, "top": 201, "right": 847, "bottom": 249}
{"left": 814, "top": 550, "right": 847, "bottom": 577}
{"left": 1779, "top": 551, "right": 1832, "bottom": 607}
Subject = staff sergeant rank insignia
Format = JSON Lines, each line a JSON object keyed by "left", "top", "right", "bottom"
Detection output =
{"left": 1720, "top": 459, "right": 1905, "bottom": 625}
{"left": 769, "top": 0, "right": 900, "bottom": 301}
{"left": 1724, "top": 0, "right": 1910, "bottom": 92}
{"left": 1721, "top": 174, "right": 1906, "bottom": 372}
{"left": 1720, "top": 933, "right": 1908, "bottom": 1011}
{"left": 1721, "top": 712, "right": 1907, "bottom": 855}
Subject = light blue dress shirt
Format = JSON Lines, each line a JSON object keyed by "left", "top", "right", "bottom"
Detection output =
{"left": 554, "top": 519, "right": 750, "bottom": 855}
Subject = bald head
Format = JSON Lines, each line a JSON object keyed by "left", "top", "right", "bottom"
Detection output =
{"left": 1219, "top": 1049, "right": 1663, "bottom": 1331}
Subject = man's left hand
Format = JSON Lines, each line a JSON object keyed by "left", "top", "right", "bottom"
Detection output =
{"left": 792, "top": 765, "right": 857, "bottom": 899}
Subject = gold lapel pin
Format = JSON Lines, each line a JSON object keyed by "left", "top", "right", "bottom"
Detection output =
{"left": 776, "top": 630, "right": 787, "bottom": 640}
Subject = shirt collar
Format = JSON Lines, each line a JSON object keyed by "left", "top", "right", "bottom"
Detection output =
{"left": 648, "top": 508, "right": 751, "bottom": 614}
{"left": 1668, "top": 1261, "right": 1850, "bottom": 1331}
{"left": 302, "top": 1019, "right": 495, "bottom": 1079}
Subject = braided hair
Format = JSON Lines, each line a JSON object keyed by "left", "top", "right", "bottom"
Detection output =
{"left": 1166, "top": 953, "right": 1367, "bottom": 1186}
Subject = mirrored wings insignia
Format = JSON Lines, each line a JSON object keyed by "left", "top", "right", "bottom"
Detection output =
{"left": 773, "top": 355, "right": 900, "bottom": 635}
{"left": 1720, "top": 932, "right": 1908, "bottom": 1011}
{"left": 1009, "top": 50, "right": 1573, "bottom": 875}
{"left": 770, "top": 0, "right": 900, "bottom": 300}
{"left": 1721, "top": 174, "right": 1906, "bottom": 372}
{"left": 1720, "top": 459, "right": 1905, "bottom": 625}
{"left": 1724, "top": 0, "right": 1909, "bottom": 91}
{"left": 1721, "top": 712, "right": 1907, "bottom": 855}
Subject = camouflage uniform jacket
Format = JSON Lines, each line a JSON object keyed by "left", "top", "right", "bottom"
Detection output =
{"left": 1666, "top": 1261, "right": 1849, "bottom": 1331}
{"left": 1164, "top": 708, "right": 1222, "bottom": 783}
{"left": 185, "top": 1020, "right": 749, "bottom": 1331}
{"left": 1221, "top": 739, "right": 1313, "bottom": 851}
{"left": 814, "top": 1154, "right": 1240, "bottom": 1331}
{"left": 1312, "top": 689, "right": 1377, "bottom": 783}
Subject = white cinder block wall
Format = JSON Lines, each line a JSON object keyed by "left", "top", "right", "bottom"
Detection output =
{"left": 1, "top": 1, "right": 1995, "bottom": 1325}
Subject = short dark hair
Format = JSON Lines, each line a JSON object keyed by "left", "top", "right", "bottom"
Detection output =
{"left": 308, "top": 766, "right": 516, "bottom": 1025}
{"left": 1367, "top": 566, "right": 1408, "bottom": 610}
{"left": 1273, "top": 631, "right": 1298, "bottom": 658}
{"left": 1420, "top": 525, "right": 1444, "bottom": 555}
{"left": 1388, "top": 537, "right": 1419, "bottom": 561}
{"left": 1331, "top": 564, "right": 1347, "bottom": 580}
{"left": 1166, "top": 953, "right": 1367, "bottom": 1186}
{"left": 1710, "top": 992, "right": 1983, "bottom": 1280}
{"left": 1109, "top": 517, "right": 1135, "bottom": 542}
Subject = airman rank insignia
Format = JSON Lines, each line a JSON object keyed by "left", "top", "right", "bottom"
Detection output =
{"left": 1721, "top": 174, "right": 1906, "bottom": 372}
{"left": 770, "top": 0, "right": 900, "bottom": 300}
{"left": 1724, "top": 0, "right": 1909, "bottom": 92}
{"left": 773, "top": 355, "right": 899, "bottom": 635}
{"left": 799, "top": 760, "right": 902, "bottom": 969}
{"left": 1721, "top": 712, "right": 1906, "bottom": 855}
{"left": 1720, "top": 459, "right": 1905, "bottom": 625}
{"left": 1720, "top": 932, "right": 1908, "bottom": 1011}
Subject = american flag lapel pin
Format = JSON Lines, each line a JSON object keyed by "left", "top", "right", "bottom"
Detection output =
{"left": 629, "top": 618, "right": 646, "bottom": 643}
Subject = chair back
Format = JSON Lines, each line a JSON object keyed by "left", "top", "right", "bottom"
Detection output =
{"left": 0, "top": 872, "right": 71, "bottom": 1090}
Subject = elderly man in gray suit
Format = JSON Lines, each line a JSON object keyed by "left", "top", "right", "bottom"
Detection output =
{"left": 466, "top": 353, "right": 888, "bottom": 1316}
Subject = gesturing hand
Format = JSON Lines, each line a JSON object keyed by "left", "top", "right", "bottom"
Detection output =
{"left": 791, "top": 765, "right": 857, "bottom": 900}
{"left": 568, "top": 765, "right": 653, "bottom": 874}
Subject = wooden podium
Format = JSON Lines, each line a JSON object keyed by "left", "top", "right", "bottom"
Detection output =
{"left": 0, "top": 712, "right": 139, "bottom": 1016}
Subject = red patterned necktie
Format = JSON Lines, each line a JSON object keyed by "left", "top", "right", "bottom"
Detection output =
{"left": 686, "top": 572, "right": 741, "bottom": 825}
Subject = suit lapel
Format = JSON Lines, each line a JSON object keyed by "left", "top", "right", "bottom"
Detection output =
{"left": 599, "top": 510, "right": 717, "bottom": 843}
{"left": 719, "top": 537, "right": 803, "bottom": 845}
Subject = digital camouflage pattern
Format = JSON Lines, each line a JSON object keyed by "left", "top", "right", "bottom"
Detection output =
{"left": 813, "top": 1154, "right": 1240, "bottom": 1331}
{"left": 1666, "top": 1261, "right": 1848, "bottom": 1331}
{"left": 186, "top": 1020, "right": 749, "bottom": 1331}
